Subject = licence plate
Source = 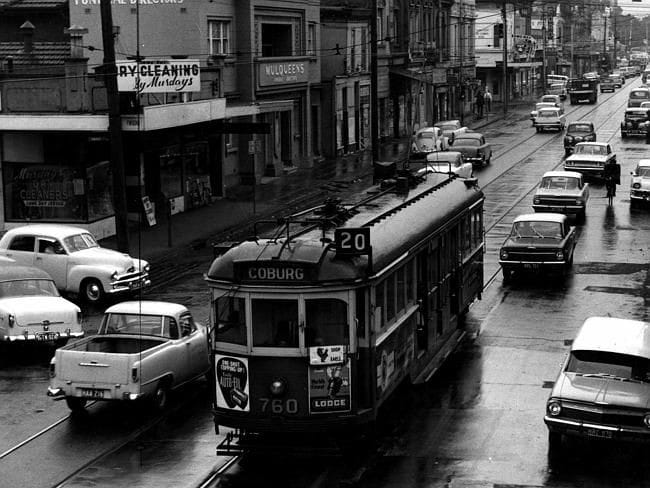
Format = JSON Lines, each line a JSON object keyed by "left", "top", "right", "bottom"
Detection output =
{"left": 550, "top": 207, "right": 564, "bottom": 212}
{"left": 81, "top": 388, "right": 104, "bottom": 399}
{"left": 130, "top": 281, "right": 142, "bottom": 290}
{"left": 586, "top": 428, "right": 612, "bottom": 439}
{"left": 523, "top": 263, "right": 539, "bottom": 270}
{"left": 36, "top": 332, "right": 59, "bottom": 341}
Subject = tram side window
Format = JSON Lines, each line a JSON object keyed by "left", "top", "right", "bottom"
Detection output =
{"left": 252, "top": 299, "right": 299, "bottom": 347}
{"left": 375, "top": 282, "right": 385, "bottom": 329}
{"left": 396, "top": 268, "right": 406, "bottom": 312}
{"left": 215, "top": 296, "right": 247, "bottom": 345}
{"left": 305, "top": 299, "right": 349, "bottom": 346}
{"left": 386, "top": 274, "right": 396, "bottom": 323}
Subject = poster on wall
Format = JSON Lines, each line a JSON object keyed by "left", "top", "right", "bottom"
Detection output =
{"left": 215, "top": 355, "right": 250, "bottom": 412}
{"left": 309, "top": 359, "right": 351, "bottom": 414}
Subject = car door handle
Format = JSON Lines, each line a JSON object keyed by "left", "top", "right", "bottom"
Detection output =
{"left": 36, "top": 256, "right": 42, "bottom": 260}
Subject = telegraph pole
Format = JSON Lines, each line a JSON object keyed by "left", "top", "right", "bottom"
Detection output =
{"left": 100, "top": 0, "right": 130, "bottom": 253}
{"left": 502, "top": 0, "right": 508, "bottom": 114}
{"left": 459, "top": 0, "right": 465, "bottom": 125}
{"left": 542, "top": 5, "right": 547, "bottom": 93}
{"left": 370, "top": 0, "right": 379, "bottom": 163}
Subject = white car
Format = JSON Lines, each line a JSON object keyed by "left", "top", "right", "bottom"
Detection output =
{"left": 534, "top": 107, "right": 566, "bottom": 132}
{"left": 530, "top": 102, "right": 559, "bottom": 123}
{"left": 415, "top": 151, "right": 474, "bottom": 179}
{"left": 410, "top": 126, "right": 449, "bottom": 154}
{"left": 0, "top": 265, "right": 83, "bottom": 345}
{"left": 0, "top": 224, "right": 150, "bottom": 304}
{"left": 630, "top": 159, "right": 650, "bottom": 207}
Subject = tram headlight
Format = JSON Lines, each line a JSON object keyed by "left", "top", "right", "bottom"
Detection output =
{"left": 269, "top": 378, "right": 286, "bottom": 397}
{"left": 547, "top": 401, "right": 562, "bottom": 416}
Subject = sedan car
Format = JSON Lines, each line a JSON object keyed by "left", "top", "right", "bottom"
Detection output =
{"left": 498, "top": 213, "right": 576, "bottom": 283}
{"left": 532, "top": 171, "right": 589, "bottom": 222}
{"left": 564, "top": 142, "right": 617, "bottom": 179}
{"left": 630, "top": 159, "right": 650, "bottom": 207}
{"left": 0, "top": 225, "right": 150, "bottom": 304}
{"left": 539, "top": 94, "right": 565, "bottom": 112}
{"left": 413, "top": 151, "right": 474, "bottom": 178}
{"left": 621, "top": 107, "right": 650, "bottom": 138}
{"left": 0, "top": 265, "right": 83, "bottom": 345}
{"left": 534, "top": 107, "right": 566, "bottom": 132}
{"left": 563, "top": 121, "right": 596, "bottom": 156}
{"left": 433, "top": 119, "right": 469, "bottom": 142}
{"left": 610, "top": 73, "right": 625, "bottom": 87}
{"left": 547, "top": 83, "right": 568, "bottom": 100}
{"left": 599, "top": 77, "right": 616, "bottom": 92}
{"left": 545, "top": 317, "right": 650, "bottom": 456}
{"left": 410, "top": 126, "right": 448, "bottom": 154}
{"left": 450, "top": 132, "right": 492, "bottom": 166}
{"left": 530, "top": 102, "right": 558, "bottom": 123}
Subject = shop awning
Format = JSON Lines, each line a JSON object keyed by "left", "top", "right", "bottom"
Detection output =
{"left": 225, "top": 99, "right": 294, "bottom": 118}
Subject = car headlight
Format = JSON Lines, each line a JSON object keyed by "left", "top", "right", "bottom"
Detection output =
{"left": 547, "top": 401, "right": 562, "bottom": 416}
{"left": 500, "top": 249, "right": 509, "bottom": 260}
{"left": 533, "top": 197, "right": 540, "bottom": 204}
{"left": 144, "top": 264, "right": 150, "bottom": 273}
{"left": 110, "top": 271, "right": 118, "bottom": 280}
{"left": 644, "top": 414, "right": 650, "bottom": 428}
{"left": 633, "top": 182, "right": 641, "bottom": 189}
{"left": 556, "top": 250, "right": 564, "bottom": 261}
{"left": 565, "top": 136, "right": 573, "bottom": 142}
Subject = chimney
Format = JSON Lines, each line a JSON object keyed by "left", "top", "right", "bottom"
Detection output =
{"left": 65, "top": 25, "right": 89, "bottom": 59}
{"left": 20, "top": 21, "right": 35, "bottom": 54}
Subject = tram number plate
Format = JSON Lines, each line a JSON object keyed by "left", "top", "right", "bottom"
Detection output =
{"left": 335, "top": 228, "right": 371, "bottom": 256}
{"left": 80, "top": 388, "right": 104, "bottom": 399}
{"left": 259, "top": 398, "right": 298, "bottom": 414}
{"left": 586, "top": 428, "right": 612, "bottom": 439}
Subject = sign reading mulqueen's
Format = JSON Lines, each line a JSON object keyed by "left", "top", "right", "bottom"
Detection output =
{"left": 116, "top": 59, "right": 201, "bottom": 93}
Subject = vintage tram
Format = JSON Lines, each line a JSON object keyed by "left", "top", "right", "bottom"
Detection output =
{"left": 206, "top": 167, "right": 484, "bottom": 452}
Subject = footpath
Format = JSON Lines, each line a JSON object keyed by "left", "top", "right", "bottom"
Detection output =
{"left": 100, "top": 101, "right": 530, "bottom": 281}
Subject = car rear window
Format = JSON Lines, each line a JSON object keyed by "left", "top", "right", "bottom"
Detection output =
{"left": 630, "top": 90, "right": 650, "bottom": 99}
{"left": 455, "top": 138, "right": 480, "bottom": 146}
{"left": 541, "top": 176, "right": 579, "bottom": 190}
{"left": 568, "top": 124, "right": 592, "bottom": 132}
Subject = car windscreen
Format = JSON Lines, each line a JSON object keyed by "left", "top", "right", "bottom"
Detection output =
{"left": 511, "top": 221, "right": 562, "bottom": 239}
{"left": 63, "top": 233, "right": 99, "bottom": 252}
{"left": 541, "top": 97, "right": 558, "bottom": 104}
{"left": 574, "top": 145, "right": 605, "bottom": 155}
{"left": 630, "top": 91, "right": 650, "bottom": 99}
{"left": 567, "top": 124, "right": 592, "bottom": 132}
{"left": 637, "top": 167, "right": 650, "bottom": 177}
{"left": 566, "top": 350, "right": 650, "bottom": 383}
{"left": 0, "top": 279, "right": 60, "bottom": 298}
{"left": 538, "top": 111, "right": 558, "bottom": 118}
{"left": 540, "top": 176, "right": 579, "bottom": 190}
{"left": 100, "top": 313, "right": 170, "bottom": 337}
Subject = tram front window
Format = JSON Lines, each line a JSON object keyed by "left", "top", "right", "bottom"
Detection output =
{"left": 305, "top": 299, "right": 349, "bottom": 346}
{"left": 215, "top": 296, "right": 246, "bottom": 345}
{"left": 252, "top": 299, "right": 299, "bottom": 347}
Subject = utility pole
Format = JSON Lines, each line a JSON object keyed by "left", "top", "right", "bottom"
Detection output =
{"left": 603, "top": 12, "right": 607, "bottom": 73}
{"left": 542, "top": 5, "right": 547, "bottom": 94}
{"left": 614, "top": 12, "right": 617, "bottom": 68}
{"left": 459, "top": 0, "right": 465, "bottom": 125}
{"left": 370, "top": 0, "right": 379, "bottom": 163}
{"left": 502, "top": 0, "right": 508, "bottom": 115}
{"left": 100, "top": 0, "right": 130, "bottom": 253}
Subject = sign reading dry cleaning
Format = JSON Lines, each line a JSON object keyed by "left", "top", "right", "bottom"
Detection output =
{"left": 117, "top": 59, "right": 200, "bottom": 93}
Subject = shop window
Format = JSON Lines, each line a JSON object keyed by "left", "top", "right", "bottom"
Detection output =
{"left": 262, "top": 23, "right": 293, "bottom": 57}
{"left": 86, "top": 161, "right": 114, "bottom": 221}
{"left": 208, "top": 19, "right": 231, "bottom": 56}
{"left": 160, "top": 147, "right": 183, "bottom": 199}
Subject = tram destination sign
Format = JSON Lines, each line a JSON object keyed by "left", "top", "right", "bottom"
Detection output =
{"left": 233, "top": 261, "right": 318, "bottom": 283}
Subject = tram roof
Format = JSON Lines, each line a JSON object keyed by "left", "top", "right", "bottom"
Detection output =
{"left": 206, "top": 174, "right": 483, "bottom": 284}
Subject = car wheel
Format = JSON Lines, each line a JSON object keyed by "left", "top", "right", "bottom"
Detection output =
{"left": 502, "top": 268, "right": 512, "bottom": 284}
{"left": 152, "top": 380, "right": 170, "bottom": 411}
{"left": 65, "top": 397, "right": 87, "bottom": 413}
{"left": 548, "top": 431, "right": 563, "bottom": 460}
{"left": 535, "top": 127, "right": 540, "bottom": 133}
{"left": 81, "top": 278, "right": 104, "bottom": 304}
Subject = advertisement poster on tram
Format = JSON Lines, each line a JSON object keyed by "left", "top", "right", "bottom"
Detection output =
{"left": 215, "top": 355, "right": 250, "bottom": 412}
{"left": 309, "top": 359, "right": 351, "bottom": 413}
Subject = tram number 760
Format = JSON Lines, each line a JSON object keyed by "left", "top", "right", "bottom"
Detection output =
{"left": 335, "top": 227, "right": 371, "bottom": 257}
{"left": 259, "top": 397, "right": 299, "bottom": 414}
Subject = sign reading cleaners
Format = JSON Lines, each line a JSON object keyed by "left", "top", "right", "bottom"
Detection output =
{"left": 309, "top": 359, "right": 351, "bottom": 413}
{"left": 215, "top": 355, "right": 250, "bottom": 412}
{"left": 117, "top": 59, "right": 200, "bottom": 93}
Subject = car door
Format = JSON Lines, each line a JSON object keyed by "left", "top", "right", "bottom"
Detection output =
{"left": 35, "top": 237, "right": 68, "bottom": 289}
{"left": 179, "top": 312, "right": 209, "bottom": 380}
{"left": 4, "top": 235, "right": 36, "bottom": 266}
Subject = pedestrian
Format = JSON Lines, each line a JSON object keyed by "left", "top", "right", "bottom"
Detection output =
{"left": 475, "top": 89, "right": 484, "bottom": 118}
{"left": 484, "top": 88, "right": 492, "bottom": 112}
{"left": 603, "top": 159, "right": 620, "bottom": 198}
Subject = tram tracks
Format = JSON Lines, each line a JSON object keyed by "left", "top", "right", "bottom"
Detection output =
{"left": 478, "top": 82, "right": 635, "bottom": 289}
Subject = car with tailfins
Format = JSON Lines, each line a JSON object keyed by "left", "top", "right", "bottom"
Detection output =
{"left": 0, "top": 265, "right": 83, "bottom": 346}
{"left": 412, "top": 151, "right": 474, "bottom": 179}
{"left": 545, "top": 316, "right": 650, "bottom": 457}
{"left": 630, "top": 159, "right": 650, "bottom": 207}
{"left": 498, "top": 213, "right": 576, "bottom": 283}
{"left": 564, "top": 142, "right": 616, "bottom": 179}
{"left": 0, "top": 224, "right": 150, "bottom": 304}
{"left": 449, "top": 132, "right": 492, "bottom": 167}
{"left": 433, "top": 119, "right": 469, "bottom": 143}
{"left": 532, "top": 171, "right": 589, "bottom": 222}
{"left": 563, "top": 121, "right": 596, "bottom": 156}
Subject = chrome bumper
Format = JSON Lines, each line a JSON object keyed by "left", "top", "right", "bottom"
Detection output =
{"left": 545, "top": 415, "right": 650, "bottom": 441}
{"left": 107, "top": 275, "right": 151, "bottom": 295}
{"left": 3, "top": 331, "right": 84, "bottom": 342}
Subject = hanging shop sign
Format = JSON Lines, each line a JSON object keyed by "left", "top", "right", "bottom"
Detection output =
{"left": 258, "top": 61, "right": 309, "bottom": 86}
{"left": 117, "top": 59, "right": 200, "bottom": 93}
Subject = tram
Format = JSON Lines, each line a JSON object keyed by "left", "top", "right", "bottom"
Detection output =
{"left": 205, "top": 165, "right": 484, "bottom": 452}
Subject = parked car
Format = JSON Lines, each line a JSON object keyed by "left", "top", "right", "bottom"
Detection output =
{"left": 530, "top": 102, "right": 558, "bottom": 123}
{"left": 563, "top": 121, "right": 596, "bottom": 156}
{"left": 610, "top": 72, "right": 625, "bottom": 87}
{"left": 599, "top": 77, "right": 616, "bottom": 92}
{"left": 0, "top": 225, "right": 150, "bottom": 304}
{"left": 630, "top": 159, "right": 650, "bottom": 207}
{"left": 0, "top": 265, "right": 83, "bottom": 345}
{"left": 48, "top": 300, "right": 210, "bottom": 412}
{"left": 547, "top": 74, "right": 569, "bottom": 86}
{"left": 621, "top": 107, "right": 650, "bottom": 138}
{"left": 628, "top": 88, "right": 650, "bottom": 107}
{"left": 413, "top": 151, "right": 474, "bottom": 179}
{"left": 547, "top": 83, "right": 568, "bottom": 100}
{"left": 410, "top": 126, "right": 449, "bottom": 154}
{"left": 564, "top": 142, "right": 617, "bottom": 179}
{"left": 533, "top": 107, "right": 566, "bottom": 132}
{"left": 433, "top": 119, "right": 469, "bottom": 142}
{"left": 449, "top": 132, "right": 492, "bottom": 166}
{"left": 545, "top": 316, "right": 650, "bottom": 457}
{"left": 532, "top": 171, "right": 589, "bottom": 222}
{"left": 539, "top": 94, "right": 565, "bottom": 112}
{"left": 498, "top": 213, "right": 577, "bottom": 283}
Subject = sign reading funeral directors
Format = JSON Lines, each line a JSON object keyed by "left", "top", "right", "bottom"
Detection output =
{"left": 117, "top": 59, "right": 200, "bottom": 93}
